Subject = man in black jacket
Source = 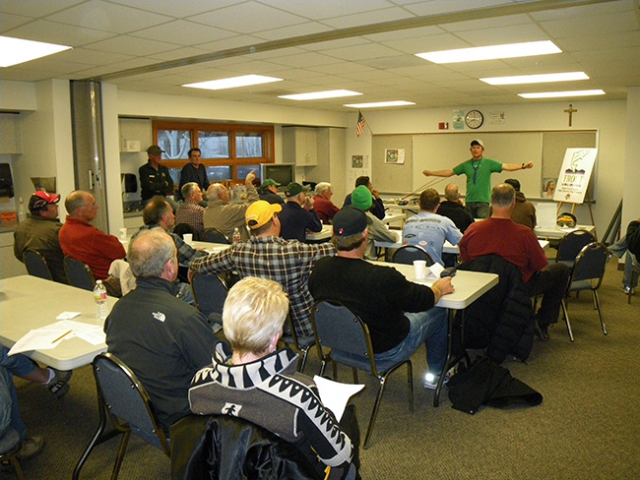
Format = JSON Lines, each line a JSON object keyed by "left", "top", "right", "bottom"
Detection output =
{"left": 437, "top": 184, "right": 474, "bottom": 233}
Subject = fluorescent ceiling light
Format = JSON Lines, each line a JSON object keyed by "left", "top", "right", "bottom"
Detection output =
{"left": 279, "top": 90, "right": 362, "bottom": 101}
{"left": 415, "top": 40, "right": 561, "bottom": 64}
{"left": 183, "top": 75, "right": 282, "bottom": 90}
{"left": 481, "top": 72, "right": 589, "bottom": 85}
{"left": 0, "top": 36, "right": 71, "bottom": 68}
{"left": 518, "top": 89, "right": 605, "bottom": 99}
{"left": 344, "top": 101, "right": 415, "bottom": 108}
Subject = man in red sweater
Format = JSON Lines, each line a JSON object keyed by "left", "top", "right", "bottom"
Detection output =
{"left": 460, "top": 183, "right": 570, "bottom": 340}
{"left": 59, "top": 190, "right": 126, "bottom": 296}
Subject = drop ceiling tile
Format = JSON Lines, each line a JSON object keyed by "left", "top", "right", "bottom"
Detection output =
{"left": 46, "top": 0, "right": 173, "bottom": 34}
{"left": 250, "top": 21, "right": 333, "bottom": 42}
{"left": 321, "top": 7, "right": 414, "bottom": 29}
{"left": 321, "top": 43, "right": 405, "bottom": 62}
{"left": 74, "top": 57, "right": 160, "bottom": 78}
{"left": 402, "top": 0, "right": 514, "bottom": 17}
{"left": 257, "top": 0, "right": 396, "bottom": 20}
{"left": 190, "top": 1, "right": 307, "bottom": 34}
{"left": 146, "top": 46, "right": 214, "bottom": 62}
{"left": 86, "top": 35, "right": 182, "bottom": 56}
{"left": 264, "top": 51, "right": 343, "bottom": 68}
{"left": 6, "top": 19, "right": 116, "bottom": 46}
{"left": 0, "top": 12, "right": 34, "bottom": 31}
{"left": 0, "top": 0, "right": 85, "bottom": 17}
{"left": 107, "top": 0, "right": 242, "bottom": 18}
{"left": 128, "top": 19, "right": 237, "bottom": 45}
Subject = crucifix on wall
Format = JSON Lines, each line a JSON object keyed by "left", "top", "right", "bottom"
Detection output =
{"left": 564, "top": 104, "right": 577, "bottom": 127}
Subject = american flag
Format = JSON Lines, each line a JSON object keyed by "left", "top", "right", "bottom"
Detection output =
{"left": 356, "top": 110, "right": 366, "bottom": 137}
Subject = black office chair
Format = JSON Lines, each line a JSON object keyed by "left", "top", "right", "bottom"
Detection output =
{"left": 23, "top": 249, "right": 53, "bottom": 281}
{"left": 391, "top": 245, "right": 435, "bottom": 266}
{"left": 556, "top": 230, "right": 596, "bottom": 267}
{"left": 73, "top": 353, "right": 170, "bottom": 480}
{"left": 311, "top": 300, "right": 413, "bottom": 449}
{"left": 64, "top": 256, "right": 95, "bottom": 291}
{"left": 191, "top": 273, "right": 228, "bottom": 328}
{"left": 205, "top": 228, "right": 231, "bottom": 244}
{"left": 560, "top": 242, "right": 611, "bottom": 341}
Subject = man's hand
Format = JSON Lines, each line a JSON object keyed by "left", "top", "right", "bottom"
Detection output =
{"left": 433, "top": 277, "right": 455, "bottom": 295}
{"left": 305, "top": 195, "right": 315, "bottom": 210}
{"left": 423, "top": 170, "right": 432, "bottom": 177}
{"left": 371, "top": 189, "right": 380, "bottom": 199}
{"left": 245, "top": 169, "right": 257, "bottom": 185}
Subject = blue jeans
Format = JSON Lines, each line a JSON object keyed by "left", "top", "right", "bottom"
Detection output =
{"left": 609, "top": 236, "right": 639, "bottom": 287}
{"left": 1, "top": 346, "right": 37, "bottom": 377}
{"left": 1, "top": 346, "right": 36, "bottom": 439}
{"left": 374, "top": 307, "right": 447, "bottom": 375}
{"left": 466, "top": 202, "right": 490, "bottom": 219}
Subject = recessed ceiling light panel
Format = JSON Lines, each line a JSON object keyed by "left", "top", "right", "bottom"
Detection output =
{"left": 415, "top": 40, "right": 561, "bottom": 64}
{"left": 344, "top": 101, "right": 415, "bottom": 108}
{"left": 183, "top": 75, "right": 282, "bottom": 90}
{"left": 279, "top": 90, "right": 362, "bottom": 100}
{"left": 481, "top": 72, "right": 589, "bottom": 85}
{"left": 518, "top": 89, "right": 605, "bottom": 99}
{"left": 0, "top": 36, "right": 71, "bottom": 68}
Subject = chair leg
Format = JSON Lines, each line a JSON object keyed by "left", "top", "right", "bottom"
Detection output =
{"left": 5, "top": 455, "right": 24, "bottom": 480}
{"left": 110, "top": 430, "right": 131, "bottom": 480}
{"left": 560, "top": 300, "right": 575, "bottom": 342}
{"left": 73, "top": 396, "right": 109, "bottom": 480}
{"left": 363, "top": 377, "right": 388, "bottom": 449}
{"left": 406, "top": 362, "right": 414, "bottom": 413}
{"left": 297, "top": 347, "right": 309, "bottom": 373}
{"left": 593, "top": 291, "right": 607, "bottom": 335}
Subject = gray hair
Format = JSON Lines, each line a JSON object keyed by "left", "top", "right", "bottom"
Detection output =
{"left": 207, "top": 183, "right": 226, "bottom": 200}
{"left": 444, "top": 184, "right": 459, "bottom": 202}
{"left": 491, "top": 184, "right": 516, "bottom": 208}
{"left": 181, "top": 182, "right": 200, "bottom": 199}
{"left": 128, "top": 229, "right": 176, "bottom": 279}
{"left": 143, "top": 196, "right": 171, "bottom": 226}
{"left": 64, "top": 190, "right": 90, "bottom": 215}
{"left": 315, "top": 182, "right": 332, "bottom": 195}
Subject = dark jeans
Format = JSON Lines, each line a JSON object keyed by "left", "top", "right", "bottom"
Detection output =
{"left": 466, "top": 202, "right": 490, "bottom": 219}
{"left": 526, "top": 263, "right": 571, "bottom": 325}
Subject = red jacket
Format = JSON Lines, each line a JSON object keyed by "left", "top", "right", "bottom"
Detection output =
{"left": 59, "top": 216, "right": 126, "bottom": 280}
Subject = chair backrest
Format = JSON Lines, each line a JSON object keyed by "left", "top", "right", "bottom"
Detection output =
{"left": 570, "top": 242, "right": 610, "bottom": 289}
{"left": 93, "top": 352, "right": 170, "bottom": 455}
{"left": 64, "top": 256, "right": 95, "bottom": 291}
{"left": 556, "top": 230, "right": 596, "bottom": 264}
{"left": 391, "top": 245, "right": 435, "bottom": 266}
{"left": 23, "top": 249, "right": 53, "bottom": 281}
{"left": 173, "top": 223, "right": 197, "bottom": 240}
{"left": 191, "top": 273, "right": 228, "bottom": 325}
{"left": 311, "top": 300, "right": 378, "bottom": 376}
{"left": 205, "top": 228, "right": 231, "bottom": 244}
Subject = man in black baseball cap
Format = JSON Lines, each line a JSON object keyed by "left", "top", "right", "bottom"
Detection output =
{"left": 139, "top": 145, "right": 174, "bottom": 205}
{"left": 14, "top": 191, "right": 66, "bottom": 283}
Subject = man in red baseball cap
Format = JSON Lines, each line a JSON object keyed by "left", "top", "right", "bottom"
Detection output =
{"left": 14, "top": 191, "right": 67, "bottom": 283}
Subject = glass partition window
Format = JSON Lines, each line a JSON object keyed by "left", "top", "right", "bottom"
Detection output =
{"left": 157, "top": 130, "right": 190, "bottom": 159}
{"left": 206, "top": 166, "right": 232, "bottom": 182}
{"left": 198, "top": 131, "right": 229, "bottom": 158}
{"left": 236, "top": 133, "right": 263, "bottom": 158}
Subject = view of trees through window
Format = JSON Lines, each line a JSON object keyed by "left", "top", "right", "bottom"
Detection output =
{"left": 153, "top": 120, "right": 274, "bottom": 185}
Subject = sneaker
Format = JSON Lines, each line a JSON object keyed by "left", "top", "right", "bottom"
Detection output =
{"left": 423, "top": 368, "right": 455, "bottom": 390}
{"left": 622, "top": 285, "right": 636, "bottom": 295}
{"left": 15, "top": 435, "right": 45, "bottom": 461}
{"left": 46, "top": 369, "right": 72, "bottom": 398}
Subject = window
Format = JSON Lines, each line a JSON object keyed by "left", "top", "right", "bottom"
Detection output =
{"left": 153, "top": 120, "right": 274, "bottom": 186}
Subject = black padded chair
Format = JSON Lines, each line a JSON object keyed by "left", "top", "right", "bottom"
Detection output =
{"left": 556, "top": 230, "right": 596, "bottom": 268}
{"left": 173, "top": 223, "right": 199, "bottom": 241}
{"left": 64, "top": 256, "right": 95, "bottom": 291}
{"left": 281, "top": 314, "right": 312, "bottom": 373}
{"left": 170, "top": 414, "right": 323, "bottom": 480}
{"left": 205, "top": 228, "right": 231, "bottom": 244}
{"left": 23, "top": 249, "right": 53, "bottom": 281}
{"left": 560, "top": 242, "right": 611, "bottom": 341}
{"left": 391, "top": 245, "right": 435, "bottom": 266}
{"left": 311, "top": 300, "right": 412, "bottom": 449}
{"left": 191, "top": 273, "right": 228, "bottom": 328}
{"left": 73, "top": 353, "right": 170, "bottom": 480}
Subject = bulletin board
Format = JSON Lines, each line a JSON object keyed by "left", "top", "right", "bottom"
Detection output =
{"left": 372, "top": 131, "right": 596, "bottom": 199}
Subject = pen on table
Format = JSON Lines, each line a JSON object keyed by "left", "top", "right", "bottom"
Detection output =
{"left": 52, "top": 330, "right": 72, "bottom": 344}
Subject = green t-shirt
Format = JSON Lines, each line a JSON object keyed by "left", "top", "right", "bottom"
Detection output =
{"left": 453, "top": 158, "right": 503, "bottom": 204}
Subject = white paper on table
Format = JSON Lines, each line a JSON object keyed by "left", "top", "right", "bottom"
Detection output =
{"left": 56, "top": 311, "right": 81, "bottom": 320}
{"left": 8, "top": 319, "right": 106, "bottom": 355}
{"left": 425, "top": 262, "right": 444, "bottom": 279}
{"left": 313, "top": 375, "right": 365, "bottom": 421}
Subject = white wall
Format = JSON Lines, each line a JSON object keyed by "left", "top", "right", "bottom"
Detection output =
{"left": 345, "top": 100, "right": 628, "bottom": 238}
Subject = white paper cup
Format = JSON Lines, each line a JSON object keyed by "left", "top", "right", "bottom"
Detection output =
{"left": 413, "top": 260, "right": 427, "bottom": 280}
{"left": 183, "top": 233, "right": 193, "bottom": 245}
{"left": 118, "top": 227, "right": 127, "bottom": 240}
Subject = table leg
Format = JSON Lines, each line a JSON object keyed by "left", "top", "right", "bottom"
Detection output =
{"left": 433, "top": 308, "right": 469, "bottom": 408}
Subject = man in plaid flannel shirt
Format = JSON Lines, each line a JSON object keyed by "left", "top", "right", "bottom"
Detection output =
{"left": 175, "top": 182, "right": 206, "bottom": 239}
{"left": 189, "top": 200, "right": 334, "bottom": 345}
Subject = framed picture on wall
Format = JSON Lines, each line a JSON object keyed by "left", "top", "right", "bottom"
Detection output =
{"left": 352, "top": 155, "right": 363, "bottom": 168}
{"left": 385, "top": 148, "right": 405, "bottom": 164}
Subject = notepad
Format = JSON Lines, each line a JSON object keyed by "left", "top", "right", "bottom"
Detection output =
{"left": 313, "top": 375, "right": 365, "bottom": 421}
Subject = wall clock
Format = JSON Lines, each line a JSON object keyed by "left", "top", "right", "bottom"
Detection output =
{"left": 465, "top": 109, "right": 484, "bottom": 129}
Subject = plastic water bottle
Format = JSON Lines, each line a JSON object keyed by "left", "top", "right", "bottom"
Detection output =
{"left": 17, "top": 197, "right": 26, "bottom": 223}
{"left": 232, "top": 227, "right": 241, "bottom": 243}
{"left": 93, "top": 280, "right": 108, "bottom": 320}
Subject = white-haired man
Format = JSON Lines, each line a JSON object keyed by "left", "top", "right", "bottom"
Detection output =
{"left": 313, "top": 182, "right": 339, "bottom": 224}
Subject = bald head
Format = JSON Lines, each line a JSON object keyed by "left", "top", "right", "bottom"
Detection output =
{"left": 128, "top": 229, "right": 177, "bottom": 281}
{"left": 444, "top": 184, "right": 460, "bottom": 202}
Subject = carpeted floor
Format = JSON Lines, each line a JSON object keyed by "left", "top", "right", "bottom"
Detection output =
{"left": 6, "top": 258, "right": 640, "bottom": 479}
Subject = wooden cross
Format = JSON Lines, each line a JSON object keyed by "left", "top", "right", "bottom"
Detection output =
{"left": 564, "top": 104, "right": 577, "bottom": 126}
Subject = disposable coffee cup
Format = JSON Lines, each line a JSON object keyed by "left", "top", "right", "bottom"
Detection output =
{"left": 413, "top": 260, "right": 427, "bottom": 280}
{"left": 183, "top": 233, "right": 193, "bottom": 245}
{"left": 119, "top": 227, "right": 127, "bottom": 240}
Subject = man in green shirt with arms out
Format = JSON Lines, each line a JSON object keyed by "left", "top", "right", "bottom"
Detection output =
{"left": 423, "top": 139, "right": 533, "bottom": 219}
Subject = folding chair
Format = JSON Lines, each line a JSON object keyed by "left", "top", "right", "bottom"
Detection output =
{"left": 72, "top": 352, "right": 170, "bottom": 480}
{"left": 560, "top": 242, "right": 611, "bottom": 341}
{"left": 64, "top": 256, "right": 95, "bottom": 291}
{"left": 204, "top": 228, "right": 231, "bottom": 244}
{"left": 311, "top": 300, "right": 413, "bottom": 449}
{"left": 191, "top": 273, "right": 228, "bottom": 328}
{"left": 23, "top": 249, "right": 53, "bottom": 281}
{"left": 556, "top": 230, "right": 596, "bottom": 268}
{"left": 281, "top": 314, "right": 312, "bottom": 373}
{"left": 391, "top": 245, "right": 435, "bottom": 266}
{"left": 628, "top": 263, "right": 640, "bottom": 305}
